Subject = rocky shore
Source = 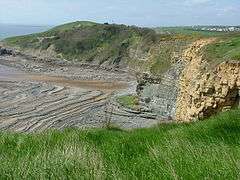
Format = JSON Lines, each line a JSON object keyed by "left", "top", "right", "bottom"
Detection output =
{"left": 0, "top": 46, "right": 14, "bottom": 56}
{"left": 1, "top": 35, "right": 239, "bottom": 132}
{"left": 0, "top": 50, "right": 160, "bottom": 132}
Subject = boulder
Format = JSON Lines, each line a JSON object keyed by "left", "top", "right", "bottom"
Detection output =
{"left": 0, "top": 47, "right": 14, "bottom": 56}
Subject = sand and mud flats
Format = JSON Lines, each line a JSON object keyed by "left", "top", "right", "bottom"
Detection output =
{"left": 0, "top": 55, "right": 159, "bottom": 132}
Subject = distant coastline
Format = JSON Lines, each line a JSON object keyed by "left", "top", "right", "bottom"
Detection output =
{"left": 0, "top": 24, "right": 51, "bottom": 40}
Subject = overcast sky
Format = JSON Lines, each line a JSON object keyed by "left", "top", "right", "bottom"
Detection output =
{"left": 0, "top": 0, "right": 239, "bottom": 27}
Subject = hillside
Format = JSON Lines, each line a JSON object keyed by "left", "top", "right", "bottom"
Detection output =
{"left": 3, "top": 22, "right": 240, "bottom": 74}
{"left": 3, "top": 21, "right": 157, "bottom": 70}
{"left": 0, "top": 109, "right": 239, "bottom": 179}
{"left": 154, "top": 26, "right": 240, "bottom": 64}
{"left": 3, "top": 21, "right": 193, "bottom": 74}
{"left": 2, "top": 21, "right": 240, "bottom": 121}
{"left": 203, "top": 33, "right": 240, "bottom": 66}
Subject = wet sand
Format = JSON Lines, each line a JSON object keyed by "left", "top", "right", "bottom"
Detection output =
{"left": 0, "top": 64, "right": 128, "bottom": 91}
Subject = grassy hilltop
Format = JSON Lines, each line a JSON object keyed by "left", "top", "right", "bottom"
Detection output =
{"left": 4, "top": 21, "right": 160, "bottom": 70}
{"left": 3, "top": 22, "right": 240, "bottom": 75}
{"left": 3, "top": 21, "right": 192, "bottom": 74}
{"left": 0, "top": 109, "right": 240, "bottom": 179}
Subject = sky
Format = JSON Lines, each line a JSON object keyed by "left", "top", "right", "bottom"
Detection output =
{"left": 0, "top": 0, "right": 239, "bottom": 27}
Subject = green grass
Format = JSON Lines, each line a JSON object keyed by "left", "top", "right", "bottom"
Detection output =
{"left": 50, "top": 21, "right": 97, "bottom": 32}
{"left": 0, "top": 109, "right": 240, "bottom": 179}
{"left": 203, "top": 33, "right": 240, "bottom": 66}
{"left": 117, "top": 95, "right": 139, "bottom": 110}
{"left": 3, "top": 22, "right": 240, "bottom": 76}
{"left": 3, "top": 21, "right": 194, "bottom": 76}
{"left": 150, "top": 39, "right": 189, "bottom": 75}
{"left": 3, "top": 22, "right": 158, "bottom": 67}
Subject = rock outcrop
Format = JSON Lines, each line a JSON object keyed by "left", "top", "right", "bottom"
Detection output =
{"left": 0, "top": 46, "right": 14, "bottom": 56}
{"left": 136, "top": 73, "right": 162, "bottom": 95}
{"left": 137, "top": 57, "right": 186, "bottom": 120}
{"left": 176, "top": 39, "right": 240, "bottom": 122}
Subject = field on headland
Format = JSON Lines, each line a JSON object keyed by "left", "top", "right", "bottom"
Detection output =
{"left": 0, "top": 109, "right": 240, "bottom": 179}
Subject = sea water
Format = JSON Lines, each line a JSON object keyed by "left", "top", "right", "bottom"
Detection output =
{"left": 0, "top": 24, "right": 51, "bottom": 40}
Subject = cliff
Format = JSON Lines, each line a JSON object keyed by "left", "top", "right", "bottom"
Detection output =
{"left": 2, "top": 21, "right": 240, "bottom": 122}
{"left": 138, "top": 36, "right": 240, "bottom": 122}
{"left": 176, "top": 39, "right": 240, "bottom": 121}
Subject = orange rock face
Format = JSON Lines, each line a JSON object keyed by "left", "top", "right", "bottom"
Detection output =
{"left": 176, "top": 39, "right": 240, "bottom": 122}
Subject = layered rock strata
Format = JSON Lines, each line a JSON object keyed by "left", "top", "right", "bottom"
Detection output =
{"left": 176, "top": 39, "right": 240, "bottom": 121}
{"left": 140, "top": 60, "right": 186, "bottom": 120}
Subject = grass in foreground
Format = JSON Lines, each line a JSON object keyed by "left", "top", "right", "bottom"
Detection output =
{"left": 0, "top": 109, "right": 240, "bottom": 179}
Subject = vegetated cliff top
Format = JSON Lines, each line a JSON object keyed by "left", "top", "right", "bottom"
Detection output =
{"left": 2, "top": 21, "right": 193, "bottom": 74}
{"left": 155, "top": 26, "right": 240, "bottom": 64}
{"left": 3, "top": 21, "right": 240, "bottom": 74}
{"left": 3, "top": 21, "right": 157, "bottom": 69}
{"left": 202, "top": 33, "right": 240, "bottom": 67}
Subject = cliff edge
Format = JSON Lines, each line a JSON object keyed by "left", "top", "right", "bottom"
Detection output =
{"left": 176, "top": 39, "right": 240, "bottom": 121}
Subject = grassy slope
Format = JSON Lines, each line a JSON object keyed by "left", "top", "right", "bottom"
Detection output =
{"left": 203, "top": 33, "right": 240, "bottom": 67}
{"left": 3, "top": 21, "right": 158, "bottom": 67}
{"left": 0, "top": 109, "right": 240, "bottom": 179}
{"left": 3, "top": 23, "right": 240, "bottom": 74}
{"left": 3, "top": 21, "right": 194, "bottom": 75}
{"left": 155, "top": 27, "right": 240, "bottom": 67}
{"left": 5, "top": 23, "right": 240, "bottom": 75}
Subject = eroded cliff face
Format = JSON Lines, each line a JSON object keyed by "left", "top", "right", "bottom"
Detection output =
{"left": 139, "top": 60, "right": 186, "bottom": 120}
{"left": 176, "top": 39, "right": 240, "bottom": 122}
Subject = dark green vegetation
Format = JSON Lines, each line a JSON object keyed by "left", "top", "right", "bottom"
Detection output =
{"left": 0, "top": 109, "right": 240, "bottom": 179}
{"left": 203, "top": 33, "right": 240, "bottom": 67}
{"left": 3, "top": 21, "right": 192, "bottom": 75}
{"left": 3, "top": 22, "right": 240, "bottom": 75}
{"left": 4, "top": 21, "right": 158, "bottom": 68}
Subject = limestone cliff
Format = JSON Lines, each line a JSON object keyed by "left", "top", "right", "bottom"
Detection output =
{"left": 176, "top": 39, "right": 240, "bottom": 122}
